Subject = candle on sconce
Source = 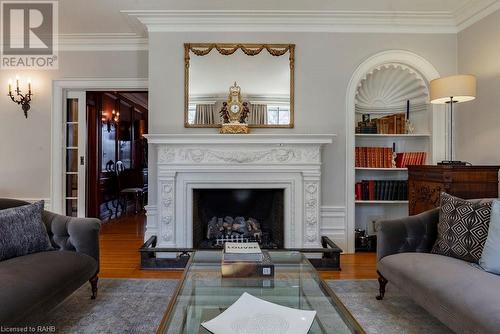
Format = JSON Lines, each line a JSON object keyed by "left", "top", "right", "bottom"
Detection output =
{"left": 8, "top": 79, "right": 12, "bottom": 95}
{"left": 15, "top": 75, "right": 19, "bottom": 92}
{"left": 27, "top": 78, "right": 32, "bottom": 94}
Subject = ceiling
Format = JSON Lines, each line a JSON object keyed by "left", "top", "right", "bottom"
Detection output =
{"left": 59, "top": 0, "right": 499, "bottom": 34}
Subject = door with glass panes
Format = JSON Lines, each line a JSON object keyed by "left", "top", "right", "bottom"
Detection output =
{"left": 64, "top": 91, "right": 86, "bottom": 217}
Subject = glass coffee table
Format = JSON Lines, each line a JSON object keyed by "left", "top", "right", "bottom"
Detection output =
{"left": 157, "top": 251, "right": 365, "bottom": 334}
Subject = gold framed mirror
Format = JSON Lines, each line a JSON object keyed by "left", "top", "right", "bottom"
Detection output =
{"left": 184, "top": 43, "right": 295, "bottom": 128}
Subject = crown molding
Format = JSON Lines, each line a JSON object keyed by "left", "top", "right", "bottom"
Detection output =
{"left": 53, "top": 1, "right": 500, "bottom": 51}
{"left": 123, "top": 9, "right": 459, "bottom": 34}
{"left": 57, "top": 33, "right": 148, "bottom": 51}
{"left": 455, "top": 0, "right": 500, "bottom": 32}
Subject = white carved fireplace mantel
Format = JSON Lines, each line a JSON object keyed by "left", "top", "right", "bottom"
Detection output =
{"left": 144, "top": 134, "right": 335, "bottom": 249}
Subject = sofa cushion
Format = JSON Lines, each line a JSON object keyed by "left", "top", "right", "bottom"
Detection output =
{"left": 480, "top": 200, "right": 500, "bottom": 275}
{"left": 0, "top": 201, "right": 53, "bottom": 261}
{"left": 432, "top": 193, "right": 491, "bottom": 263}
{"left": 0, "top": 250, "right": 98, "bottom": 325}
{"left": 378, "top": 253, "right": 500, "bottom": 334}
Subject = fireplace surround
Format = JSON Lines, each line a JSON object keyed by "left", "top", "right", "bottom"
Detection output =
{"left": 144, "top": 134, "right": 334, "bottom": 249}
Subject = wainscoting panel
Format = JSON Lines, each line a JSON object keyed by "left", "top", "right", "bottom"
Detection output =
{"left": 320, "top": 206, "right": 347, "bottom": 252}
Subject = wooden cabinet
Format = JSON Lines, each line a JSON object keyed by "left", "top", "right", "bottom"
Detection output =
{"left": 408, "top": 165, "right": 500, "bottom": 215}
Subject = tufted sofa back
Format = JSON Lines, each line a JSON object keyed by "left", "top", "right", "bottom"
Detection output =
{"left": 0, "top": 198, "right": 100, "bottom": 264}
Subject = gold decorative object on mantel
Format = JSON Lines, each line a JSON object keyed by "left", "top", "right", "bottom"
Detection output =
{"left": 184, "top": 43, "right": 295, "bottom": 129}
{"left": 220, "top": 123, "right": 250, "bottom": 134}
{"left": 219, "top": 82, "right": 250, "bottom": 134}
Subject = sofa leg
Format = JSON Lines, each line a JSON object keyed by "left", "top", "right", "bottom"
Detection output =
{"left": 89, "top": 275, "right": 98, "bottom": 300}
{"left": 376, "top": 271, "right": 388, "bottom": 300}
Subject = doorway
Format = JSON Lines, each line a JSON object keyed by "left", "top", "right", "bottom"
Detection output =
{"left": 86, "top": 91, "right": 148, "bottom": 220}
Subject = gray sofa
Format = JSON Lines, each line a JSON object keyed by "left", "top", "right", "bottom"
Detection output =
{"left": 376, "top": 206, "right": 500, "bottom": 334}
{"left": 0, "top": 199, "right": 101, "bottom": 326}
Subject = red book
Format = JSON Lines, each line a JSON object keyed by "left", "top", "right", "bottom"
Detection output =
{"left": 368, "top": 180, "right": 375, "bottom": 200}
{"left": 413, "top": 152, "right": 418, "bottom": 165}
{"left": 407, "top": 152, "right": 413, "bottom": 166}
{"left": 396, "top": 153, "right": 404, "bottom": 168}
{"left": 355, "top": 182, "right": 362, "bottom": 200}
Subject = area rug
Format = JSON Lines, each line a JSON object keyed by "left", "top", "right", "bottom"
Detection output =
{"left": 29, "top": 278, "right": 451, "bottom": 333}
{"left": 327, "top": 279, "right": 453, "bottom": 334}
{"left": 32, "top": 279, "right": 178, "bottom": 334}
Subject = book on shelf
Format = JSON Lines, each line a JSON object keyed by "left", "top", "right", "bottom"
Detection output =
{"left": 375, "top": 113, "right": 406, "bottom": 134}
{"left": 356, "top": 147, "right": 427, "bottom": 169}
{"left": 355, "top": 180, "right": 408, "bottom": 201}
{"left": 355, "top": 147, "right": 394, "bottom": 168}
{"left": 395, "top": 152, "right": 427, "bottom": 168}
{"left": 355, "top": 113, "right": 406, "bottom": 134}
{"left": 223, "top": 242, "right": 263, "bottom": 262}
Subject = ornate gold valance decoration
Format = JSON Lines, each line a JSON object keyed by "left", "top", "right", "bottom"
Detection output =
{"left": 186, "top": 43, "right": 293, "bottom": 58}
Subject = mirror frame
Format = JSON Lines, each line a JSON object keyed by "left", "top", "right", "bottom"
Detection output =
{"left": 184, "top": 43, "right": 295, "bottom": 128}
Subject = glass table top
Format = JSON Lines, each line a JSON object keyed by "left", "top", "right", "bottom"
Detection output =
{"left": 158, "top": 251, "right": 364, "bottom": 334}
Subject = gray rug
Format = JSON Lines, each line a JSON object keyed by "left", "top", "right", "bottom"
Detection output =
{"left": 327, "top": 280, "right": 453, "bottom": 334}
{"left": 34, "top": 279, "right": 178, "bottom": 334}
{"left": 32, "top": 279, "right": 451, "bottom": 334}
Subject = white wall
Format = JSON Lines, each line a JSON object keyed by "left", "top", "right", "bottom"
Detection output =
{"left": 148, "top": 31, "right": 457, "bottom": 210}
{"left": 0, "top": 51, "right": 148, "bottom": 200}
{"left": 456, "top": 9, "right": 500, "bottom": 164}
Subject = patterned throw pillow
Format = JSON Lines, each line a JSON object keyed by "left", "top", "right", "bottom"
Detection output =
{"left": 0, "top": 201, "right": 53, "bottom": 261}
{"left": 432, "top": 193, "right": 492, "bottom": 263}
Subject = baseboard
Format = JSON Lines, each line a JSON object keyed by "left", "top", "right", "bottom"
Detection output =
{"left": 320, "top": 206, "right": 347, "bottom": 252}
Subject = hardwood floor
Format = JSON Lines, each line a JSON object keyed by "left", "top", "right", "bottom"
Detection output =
{"left": 99, "top": 214, "right": 377, "bottom": 280}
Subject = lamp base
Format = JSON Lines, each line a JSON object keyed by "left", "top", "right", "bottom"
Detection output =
{"left": 437, "top": 160, "right": 468, "bottom": 166}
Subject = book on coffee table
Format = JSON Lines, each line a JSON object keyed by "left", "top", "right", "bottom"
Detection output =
{"left": 221, "top": 251, "right": 275, "bottom": 278}
{"left": 223, "top": 242, "right": 263, "bottom": 262}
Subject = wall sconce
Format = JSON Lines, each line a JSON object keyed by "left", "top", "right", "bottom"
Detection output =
{"left": 8, "top": 75, "right": 32, "bottom": 118}
{"left": 103, "top": 109, "right": 120, "bottom": 132}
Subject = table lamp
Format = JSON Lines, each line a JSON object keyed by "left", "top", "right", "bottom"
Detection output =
{"left": 430, "top": 74, "right": 476, "bottom": 165}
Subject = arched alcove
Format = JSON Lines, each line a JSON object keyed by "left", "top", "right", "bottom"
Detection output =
{"left": 344, "top": 50, "right": 447, "bottom": 253}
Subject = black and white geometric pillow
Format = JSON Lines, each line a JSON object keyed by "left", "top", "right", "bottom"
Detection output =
{"left": 431, "top": 193, "right": 492, "bottom": 263}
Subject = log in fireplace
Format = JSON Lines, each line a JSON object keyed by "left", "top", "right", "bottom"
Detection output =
{"left": 192, "top": 189, "right": 284, "bottom": 249}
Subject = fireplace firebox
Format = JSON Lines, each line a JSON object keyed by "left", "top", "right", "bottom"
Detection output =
{"left": 192, "top": 189, "right": 284, "bottom": 249}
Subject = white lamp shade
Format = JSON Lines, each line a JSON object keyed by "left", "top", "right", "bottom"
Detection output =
{"left": 429, "top": 74, "right": 476, "bottom": 104}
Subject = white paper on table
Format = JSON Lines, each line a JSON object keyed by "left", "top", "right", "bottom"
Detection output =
{"left": 201, "top": 292, "right": 317, "bottom": 334}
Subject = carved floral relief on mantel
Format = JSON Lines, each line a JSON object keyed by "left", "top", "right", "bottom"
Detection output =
{"left": 157, "top": 145, "right": 321, "bottom": 165}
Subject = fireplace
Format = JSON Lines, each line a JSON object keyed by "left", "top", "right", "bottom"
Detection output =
{"left": 192, "top": 189, "right": 284, "bottom": 249}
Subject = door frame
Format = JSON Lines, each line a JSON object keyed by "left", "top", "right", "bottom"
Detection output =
{"left": 51, "top": 78, "right": 148, "bottom": 214}
{"left": 65, "top": 91, "right": 87, "bottom": 217}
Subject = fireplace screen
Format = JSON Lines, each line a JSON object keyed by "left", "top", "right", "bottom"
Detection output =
{"left": 193, "top": 189, "right": 284, "bottom": 249}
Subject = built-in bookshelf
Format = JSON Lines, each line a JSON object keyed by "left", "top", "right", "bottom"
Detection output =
{"left": 355, "top": 129, "right": 431, "bottom": 237}
{"left": 354, "top": 64, "right": 432, "bottom": 245}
